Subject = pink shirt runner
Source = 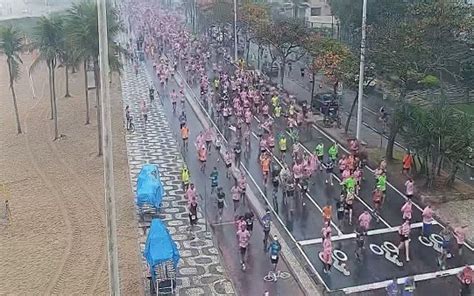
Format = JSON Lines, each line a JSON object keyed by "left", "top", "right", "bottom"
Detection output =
{"left": 422, "top": 206, "right": 434, "bottom": 224}
{"left": 236, "top": 229, "right": 251, "bottom": 248}
{"left": 405, "top": 180, "right": 414, "bottom": 196}
{"left": 322, "top": 238, "right": 333, "bottom": 264}
{"left": 454, "top": 227, "right": 466, "bottom": 245}
{"left": 358, "top": 212, "right": 372, "bottom": 230}
{"left": 401, "top": 201, "right": 413, "bottom": 220}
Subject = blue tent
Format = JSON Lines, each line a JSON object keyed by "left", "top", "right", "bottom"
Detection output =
{"left": 144, "top": 219, "right": 180, "bottom": 279}
{"left": 136, "top": 164, "right": 164, "bottom": 209}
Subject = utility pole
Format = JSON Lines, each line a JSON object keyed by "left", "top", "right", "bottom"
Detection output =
{"left": 97, "top": 0, "right": 120, "bottom": 295}
{"left": 233, "top": 0, "right": 238, "bottom": 62}
{"left": 356, "top": 0, "right": 367, "bottom": 140}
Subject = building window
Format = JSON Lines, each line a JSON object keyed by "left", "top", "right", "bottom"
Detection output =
{"left": 311, "top": 7, "right": 322, "bottom": 16}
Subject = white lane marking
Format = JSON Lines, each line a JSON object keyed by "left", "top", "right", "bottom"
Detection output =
{"left": 309, "top": 123, "right": 474, "bottom": 252}
{"left": 240, "top": 162, "right": 330, "bottom": 291}
{"left": 250, "top": 131, "right": 343, "bottom": 235}
{"left": 298, "top": 221, "right": 438, "bottom": 245}
{"left": 342, "top": 265, "right": 474, "bottom": 294}
{"left": 174, "top": 68, "right": 328, "bottom": 286}
{"left": 297, "top": 141, "right": 392, "bottom": 228}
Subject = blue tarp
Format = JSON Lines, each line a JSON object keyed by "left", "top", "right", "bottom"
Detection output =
{"left": 144, "top": 219, "right": 180, "bottom": 278}
{"left": 136, "top": 164, "right": 164, "bottom": 209}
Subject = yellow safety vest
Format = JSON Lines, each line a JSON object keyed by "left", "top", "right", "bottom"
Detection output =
{"left": 279, "top": 138, "right": 287, "bottom": 151}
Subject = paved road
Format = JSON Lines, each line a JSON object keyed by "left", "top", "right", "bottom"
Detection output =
{"left": 142, "top": 60, "right": 305, "bottom": 296}
{"left": 246, "top": 41, "right": 473, "bottom": 184}
{"left": 160, "top": 50, "right": 474, "bottom": 295}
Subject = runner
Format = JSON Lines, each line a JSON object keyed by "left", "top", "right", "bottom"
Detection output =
{"left": 401, "top": 199, "right": 413, "bottom": 221}
{"left": 321, "top": 233, "right": 333, "bottom": 274}
{"left": 314, "top": 143, "right": 324, "bottom": 171}
{"left": 398, "top": 219, "right": 411, "bottom": 262}
{"left": 279, "top": 134, "right": 287, "bottom": 159}
{"left": 181, "top": 164, "right": 190, "bottom": 191}
{"left": 454, "top": 225, "right": 468, "bottom": 256}
{"left": 210, "top": 166, "right": 219, "bottom": 194}
{"left": 260, "top": 152, "right": 271, "bottom": 184}
{"left": 262, "top": 208, "right": 272, "bottom": 251}
{"left": 328, "top": 142, "right": 338, "bottom": 162}
{"left": 231, "top": 183, "right": 240, "bottom": 212}
{"left": 187, "top": 183, "right": 198, "bottom": 239}
{"left": 421, "top": 204, "right": 434, "bottom": 238}
{"left": 336, "top": 195, "right": 345, "bottom": 228}
{"left": 179, "top": 110, "right": 187, "bottom": 129}
{"left": 224, "top": 151, "right": 232, "bottom": 178}
{"left": 245, "top": 211, "right": 254, "bottom": 234}
{"left": 358, "top": 210, "right": 372, "bottom": 235}
{"left": 181, "top": 123, "right": 190, "bottom": 151}
{"left": 236, "top": 222, "right": 251, "bottom": 271}
{"left": 402, "top": 150, "right": 414, "bottom": 176}
{"left": 322, "top": 203, "right": 332, "bottom": 224}
{"left": 345, "top": 190, "right": 355, "bottom": 225}
{"left": 198, "top": 144, "right": 207, "bottom": 172}
{"left": 171, "top": 89, "right": 178, "bottom": 113}
{"left": 325, "top": 158, "right": 334, "bottom": 186}
{"left": 438, "top": 227, "right": 452, "bottom": 270}
{"left": 458, "top": 265, "right": 473, "bottom": 296}
{"left": 405, "top": 178, "right": 415, "bottom": 199}
{"left": 140, "top": 100, "right": 148, "bottom": 124}
{"left": 268, "top": 235, "right": 282, "bottom": 276}
{"left": 216, "top": 187, "right": 225, "bottom": 222}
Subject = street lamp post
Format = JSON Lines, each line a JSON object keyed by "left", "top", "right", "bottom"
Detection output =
{"left": 97, "top": 0, "right": 120, "bottom": 295}
{"left": 233, "top": 0, "right": 238, "bottom": 62}
{"left": 356, "top": 0, "right": 367, "bottom": 140}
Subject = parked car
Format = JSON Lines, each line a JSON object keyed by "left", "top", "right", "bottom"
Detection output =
{"left": 262, "top": 62, "right": 279, "bottom": 78}
{"left": 311, "top": 92, "right": 340, "bottom": 112}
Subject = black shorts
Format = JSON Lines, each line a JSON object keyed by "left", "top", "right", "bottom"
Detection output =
{"left": 337, "top": 212, "right": 344, "bottom": 220}
{"left": 217, "top": 201, "right": 224, "bottom": 209}
{"left": 200, "top": 159, "right": 206, "bottom": 164}
{"left": 406, "top": 194, "right": 413, "bottom": 199}
{"left": 270, "top": 255, "right": 279, "bottom": 265}
{"left": 189, "top": 213, "right": 197, "bottom": 225}
{"left": 240, "top": 246, "right": 247, "bottom": 257}
{"left": 345, "top": 203, "right": 353, "bottom": 210}
{"left": 400, "top": 234, "right": 409, "bottom": 242}
{"left": 226, "top": 163, "right": 231, "bottom": 168}
{"left": 246, "top": 223, "right": 254, "bottom": 232}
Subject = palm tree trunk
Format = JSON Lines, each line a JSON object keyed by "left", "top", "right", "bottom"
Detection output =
{"left": 64, "top": 65, "right": 71, "bottom": 97}
{"left": 7, "top": 59, "right": 22, "bottom": 134}
{"left": 48, "top": 63, "right": 54, "bottom": 120}
{"left": 94, "top": 59, "right": 103, "bottom": 156}
{"left": 84, "top": 60, "right": 90, "bottom": 125}
{"left": 52, "top": 62, "right": 59, "bottom": 140}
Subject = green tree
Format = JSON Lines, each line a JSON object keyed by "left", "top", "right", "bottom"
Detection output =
{"left": 31, "top": 16, "right": 64, "bottom": 140}
{"left": 400, "top": 99, "right": 474, "bottom": 187}
{"left": 262, "top": 18, "right": 308, "bottom": 86}
{"left": 67, "top": 0, "right": 122, "bottom": 156}
{"left": 0, "top": 26, "right": 24, "bottom": 134}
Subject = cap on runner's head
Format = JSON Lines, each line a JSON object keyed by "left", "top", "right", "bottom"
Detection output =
{"left": 266, "top": 208, "right": 270, "bottom": 213}
{"left": 273, "top": 235, "right": 278, "bottom": 240}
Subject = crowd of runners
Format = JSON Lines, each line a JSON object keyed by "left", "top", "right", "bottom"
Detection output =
{"left": 121, "top": 0, "right": 472, "bottom": 294}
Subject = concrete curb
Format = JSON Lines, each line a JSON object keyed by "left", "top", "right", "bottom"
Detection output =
{"left": 174, "top": 72, "right": 323, "bottom": 296}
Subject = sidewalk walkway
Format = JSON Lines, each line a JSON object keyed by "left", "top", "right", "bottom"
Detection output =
{"left": 120, "top": 59, "right": 235, "bottom": 295}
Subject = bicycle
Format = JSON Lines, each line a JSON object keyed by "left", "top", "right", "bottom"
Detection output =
{"left": 127, "top": 116, "right": 135, "bottom": 132}
{"left": 263, "top": 270, "right": 290, "bottom": 282}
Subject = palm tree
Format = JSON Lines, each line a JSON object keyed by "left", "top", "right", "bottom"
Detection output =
{"left": 0, "top": 26, "right": 24, "bottom": 134}
{"left": 31, "top": 16, "right": 64, "bottom": 140}
{"left": 67, "top": 0, "right": 122, "bottom": 156}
